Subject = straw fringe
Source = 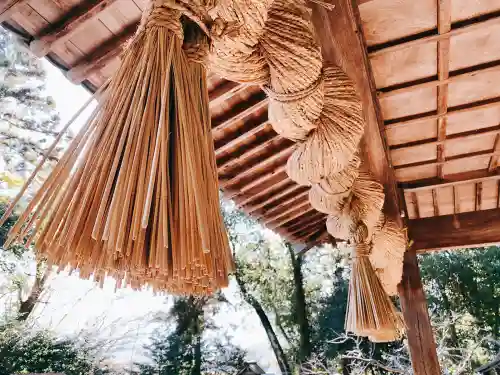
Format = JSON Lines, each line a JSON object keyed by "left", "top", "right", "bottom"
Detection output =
{"left": 2, "top": 1, "right": 232, "bottom": 295}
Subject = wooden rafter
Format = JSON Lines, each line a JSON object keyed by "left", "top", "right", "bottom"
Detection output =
{"left": 436, "top": 0, "right": 451, "bottom": 179}
{"left": 66, "top": 22, "right": 138, "bottom": 83}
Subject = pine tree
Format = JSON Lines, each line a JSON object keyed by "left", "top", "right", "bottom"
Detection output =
{"left": 0, "top": 27, "right": 69, "bottom": 187}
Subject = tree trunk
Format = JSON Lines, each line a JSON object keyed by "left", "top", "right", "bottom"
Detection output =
{"left": 288, "top": 245, "right": 311, "bottom": 364}
{"left": 235, "top": 266, "right": 292, "bottom": 375}
{"left": 17, "top": 262, "right": 50, "bottom": 321}
{"left": 192, "top": 317, "right": 202, "bottom": 375}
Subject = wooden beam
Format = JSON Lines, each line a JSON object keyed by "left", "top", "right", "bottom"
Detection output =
{"left": 224, "top": 167, "right": 287, "bottom": 200}
{"left": 436, "top": 0, "right": 451, "bottom": 179}
{"left": 394, "top": 150, "right": 500, "bottom": 171}
{"left": 0, "top": 0, "right": 28, "bottom": 22}
{"left": 410, "top": 208, "right": 500, "bottom": 252}
{"left": 66, "top": 22, "right": 138, "bottom": 84}
{"left": 403, "top": 171, "right": 500, "bottom": 193}
{"left": 29, "top": 0, "right": 120, "bottom": 57}
{"left": 260, "top": 190, "right": 309, "bottom": 218}
{"left": 385, "top": 97, "right": 500, "bottom": 130}
{"left": 378, "top": 63, "right": 500, "bottom": 99}
{"left": 398, "top": 249, "right": 441, "bottom": 374}
{"left": 236, "top": 178, "right": 294, "bottom": 209}
{"left": 245, "top": 183, "right": 303, "bottom": 214}
{"left": 369, "top": 13, "right": 500, "bottom": 58}
{"left": 391, "top": 125, "right": 500, "bottom": 152}
{"left": 310, "top": 0, "right": 404, "bottom": 226}
{"left": 264, "top": 199, "right": 311, "bottom": 226}
{"left": 218, "top": 135, "right": 288, "bottom": 174}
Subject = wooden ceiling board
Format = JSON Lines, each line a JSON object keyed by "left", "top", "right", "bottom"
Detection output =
{"left": 11, "top": 3, "right": 48, "bottom": 34}
{"left": 380, "top": 86, "right": 437, "bottom": 121}
{"left": 445, "top": 132, "right": 497, "bottom": 158}
{"left": 28, "top": 0, "right": 77, "bottom": 23}
{"left": 446, "top": 103, "right": 500, "bottom": 135}
{"left": 391, "top": 143, "right": 437, "bottom": 167}
{"left": 67, "top": 19, "right": 114, "bottom": 55}
{"left": 370, "top": 41, "right": 437, "bottom": 88}
{"left": 404, "top": 191, "right": 418, "bottom": 219}
{"left": 481, "top": 179, "right": 498, "bottom": 210}
{"left": 449, "top": 22, "right": 500, "bottom": 72}
{"left": 395, "top": 164, "right": 437, "bottom": 183}
{"left": 385, "top": 118, "right": 437, "bottom": 146}
{"left": 443, "top": 154, "right": 491, "bottom": 175}
{"left": 436, "top": 185, "right": 454, "bottom": 216}
{"left": 455, "top": 183, "right": 476, "bottom": 213}
{"left": 97, "top": 0, "right": 140, "bottom": 35}
{"left": 10, "top": 3, "right": 84, "bottom": 66}
{"left": 451, "top": 0, "right": 500, "bottom": 23}
{"left": 448, "top": 68, "right": 500, "bottom": 107}
{"left": 358, "top": 0, "right": 437, "bottom": 46}
{"left": 414, "top": 189, "right": 434, "bottom": 218}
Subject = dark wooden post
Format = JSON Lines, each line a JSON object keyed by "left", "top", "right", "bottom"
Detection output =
{"left": 398, "top": 249, "right": 441, "bottom": 375}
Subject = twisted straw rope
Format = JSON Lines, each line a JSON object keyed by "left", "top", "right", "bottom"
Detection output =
{"left": 206, "top": 0, "right": 405, "bottom": 340}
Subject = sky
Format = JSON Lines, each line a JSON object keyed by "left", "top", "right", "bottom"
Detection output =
{"left": 18, "top": 59, "right": 282, "bottom": 372}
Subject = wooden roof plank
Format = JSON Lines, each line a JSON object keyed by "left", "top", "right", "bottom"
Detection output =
{"left": 0, "top": 0, "right": 29, "bottom": 22}
{"left": 29, "top": 0, "right": 121, "bottom": 58}
{"left": 369, "top": 12, "right": 500, "bottom": 58}
{"left": 66, "top": 20, "right": 138, "bottom": 83}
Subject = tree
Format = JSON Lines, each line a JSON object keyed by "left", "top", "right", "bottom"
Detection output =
{"left": 138, "top": 296, "right": 247, "bottom": 375}
{"left": 0, "top": 322, "right": 110, "bottom": 375}
{"left": 0, "top": 27, "right": 69, "bottom": 180}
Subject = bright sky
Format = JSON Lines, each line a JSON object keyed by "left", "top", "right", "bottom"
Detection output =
{"left": 33, "top": 60, "right": 280, "bottom": 372}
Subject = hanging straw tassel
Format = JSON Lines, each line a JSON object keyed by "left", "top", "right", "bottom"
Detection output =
{"left": 370, "top": 215, "right": 407, "bottom": 296}
{"left": 345, "top": 232, "right": 404, "bottom": 340}
{"left": 1, "top": 0, "right": 232, "bottom": 295}
{"left": 286, "top": 66, "right": 365, "bottom": 185}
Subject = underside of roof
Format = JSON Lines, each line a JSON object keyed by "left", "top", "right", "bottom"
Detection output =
{"left": 3, "top": 0, "right": 500, "bottom": 251}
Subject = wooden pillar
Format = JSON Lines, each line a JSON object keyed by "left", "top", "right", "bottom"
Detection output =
{"left": 398, "top": 249, "right": 441, "bottom": 375}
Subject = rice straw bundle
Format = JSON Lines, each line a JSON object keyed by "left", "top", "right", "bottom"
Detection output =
{"left": 209, "top": 0, "right": 272, "bottom": 84}
{"left": 326, "top": 212, "right": 355, "bottom": 240}
{"left": 345, "top": 239, "right": 404, "bottom": 339}
{"left": 370, "top": 215, "right": 406, "bottom": 271}
{"left": 349, "top": 167, "right": 385, "bottom": 238}
{"left": 1, "top": 0, "right": 233, "bottom": 295}
{"left": 285, "top": 67, "right": 365, "bottom": 185}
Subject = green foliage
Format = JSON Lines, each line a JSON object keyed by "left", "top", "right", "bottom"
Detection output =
{"left": 0, "top": 323, "right": 104, "bottom": 375}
